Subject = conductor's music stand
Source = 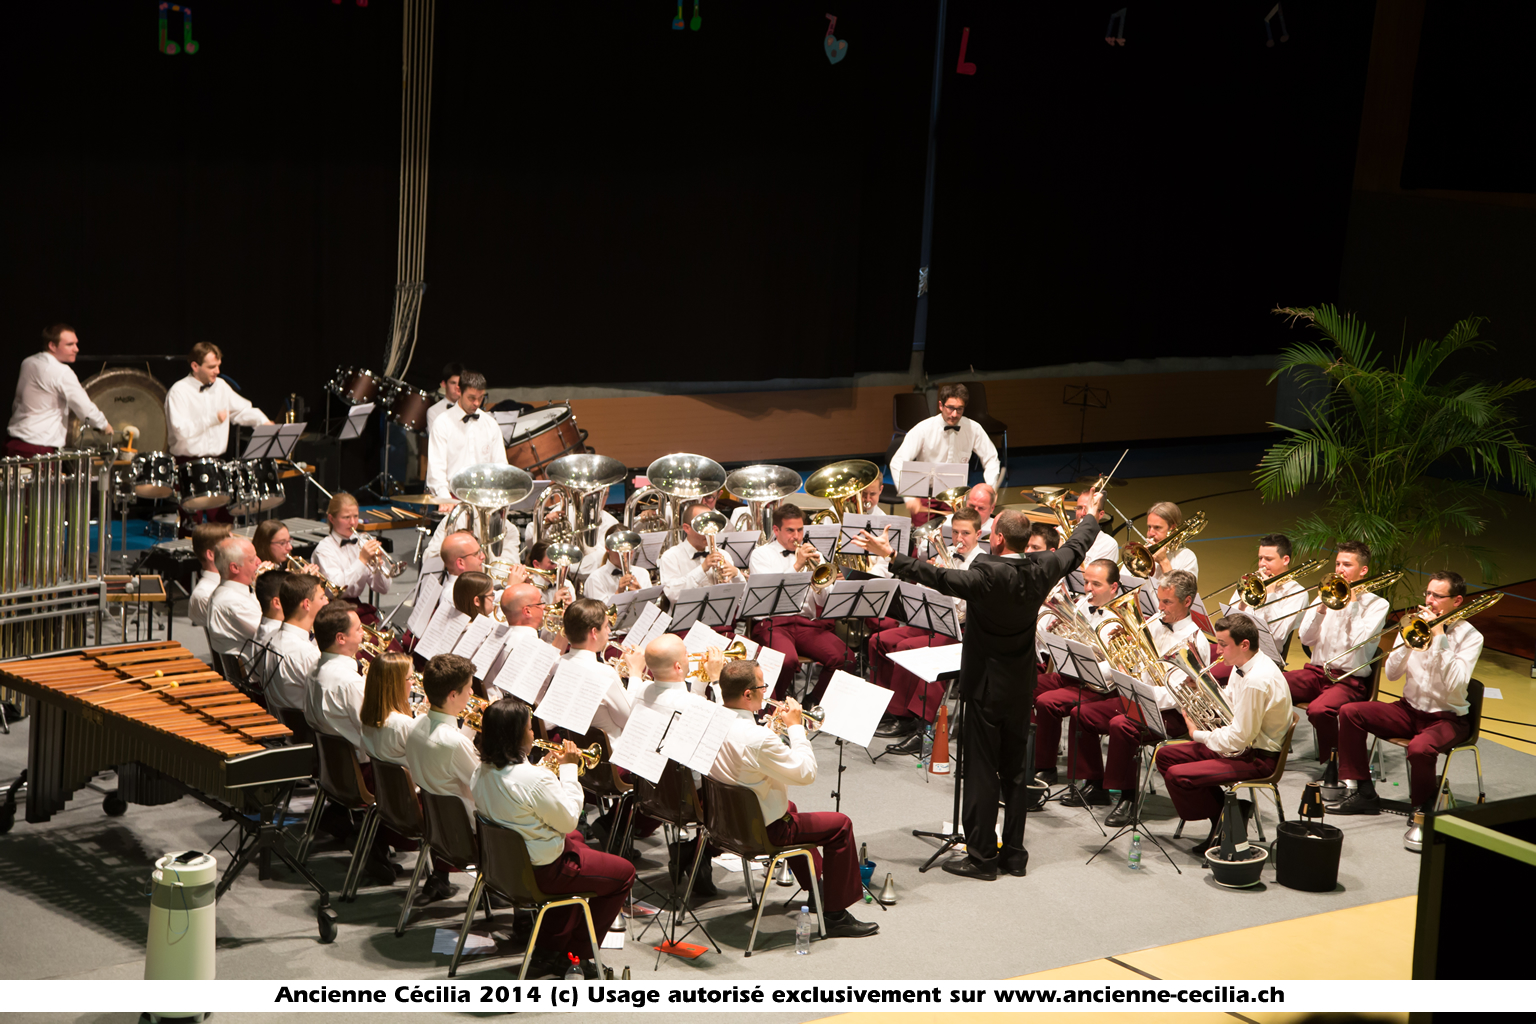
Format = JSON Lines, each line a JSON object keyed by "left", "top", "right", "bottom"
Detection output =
{"left": 1057, "top": 385, "right": 1109, "bottom": 481}
{"left": 897, "top": 462, "right": 967, "bottom": 509}
{"left": 1086, "top": 669, "right": 1182, "bottom": 874}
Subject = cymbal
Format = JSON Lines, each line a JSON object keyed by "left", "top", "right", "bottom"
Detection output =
{"left": 388, "top": 493, "right": 444, "bottom": 506}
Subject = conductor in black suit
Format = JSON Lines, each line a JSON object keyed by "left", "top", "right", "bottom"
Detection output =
{"left": 854, "top": 491, "right": 1103, "bottom": 880}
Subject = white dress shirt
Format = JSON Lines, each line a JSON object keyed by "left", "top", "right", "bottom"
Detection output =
{"left": 1084, "top": 529, "right": 1120, "bottom": 567}
{"left": 187, "top": 570, "right": 220, "bottom": 628}
{"left": 581, "top": 562, "right": 652, "bottom": 604}
{"left": 949, "top": 545, "right": 983, "bottom": 621}
{"left": 1149, "top": 614, "right": 1209, "bottom": 711}
{"left": 636, "top": 677, "right": 699, "bottom": 710}
{"left": 426, "top": 405, "right": 508, "bottom": 499}
{"left": 164, "top": 375, "right": 268, "bottom": 457}
{"left": 1149, "top": 547, "right": 1199, "bottom": 584}
{"left": 306, "top": 652, "right": 368, "bottom": 753}
{"left": 241, "top": 615, "right": 284, "bottom": 678}
{"left": 312, "top": 531, "right": 393, "bottom": 600}
{"left": 888, "top": 414, "right": 1001, "bottom": 489}
{"left": 748, "top": 540, "right": 819, "bottom": 617}
{"left": 8, "top": 351, "right": 110, "bottom": 446}
{"left": 1229, "top": 577, "right": 1308, "bottom": 654}
{"left": 659, "top": 539, "right": 715, "bottom": 604}
{"left": 206, "top": 580, "right": 261, "bottom": 656}
{"left": 267, "top": 622, "right": 319, "bottom": 713}
{"left": 709, "top": 709, "right": 815, "bottom": 824}
{"left": 360, "top": 710, "right": 416, "bottom": 765}
{"left": 406, "top": 709, "right": 481, "bottom": 821}
{"left": 1298, "top": 592, "right": 1389, "bottom": 679}
{"left": 558, "top": 648, "right": 631, "bottom": 741}
{"left": 472, "top": 760, "right": 582, "bottom": 866}
{"left": 1385, "top": 619, "right": 1481, "bottom": 716}
{"left": 1190, "top": 654, "right": 1292, "bottom": 756}
{"left": 424, "top": 395, "right": 454, "bottom": 432}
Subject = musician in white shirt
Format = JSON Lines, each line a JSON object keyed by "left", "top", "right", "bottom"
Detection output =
{"left": 311, "top": 493, "right": 393, "bottom": 609}
{"left": 709, "top": 662, "right": 877, "bottom": 939}
{"left": 266, "top": 574, "right": 328, "bottom": 714}
{"left": 656, "top": 500, "right": 740, "bottom": 605}
{"left": 745, "top": 503, "right": 849, "bottom": 704}
{"left": 1140, "top": 501, "right": 1199, "bottom": 583}
{"left": 582, "top": 523, "right": 653, "bottom": 604}
{"left": 206, "top": 537, "right": 262, "bottom": 658}
{"left": 966, "top": 483, "right": 997, "bottom": 541}
{"left": 425, "top": 370, "right": 507, "bottom": 503}
{"left": 480, "top": 584, "right": 548, "bottom": 690}
{"left": 1285, "top": 540, "right": 1390, "bottom": 761}
{"left": 7, "top": 324, "right": 112, "bottom": 455}
{"left": 423, "top": 362, "right": 462, "bottom": 433}
{"left": 546, "top": 600, "right": 631, "bottom": 741}
{"left": 1032, "top": 557, "right": 1122, "bottom": 784}
{"left": 405, "top": 653, "right": 482, "bottom": 822}
{"left": 1066, "top": 569, "right": 1210, "bottom": 827}
{"left": 240, "top": 568, "right": 288, "bottom": 681}
{"left": 164, "top": 342, "right": 272, "bottom": 457}
{"left": 1209, "top": 533, "right": 1308, "bottom": 683}
{"left": 889, "top": 384, "right": 1001, "bottom": 515}
{"left": 1156, "top": 613, "right": 1292, "bottom": 855}
{"left": 306, "top": 602, "right": 369, "bottom": 752}
{"left": 187, "top": 523, "right": 232, "bottom": 628}
{"left": 1331, "top": 571, "right": 1483, "bottom": 819}
{"left": 360, "top": 652, "right": 417, "bottom": 764}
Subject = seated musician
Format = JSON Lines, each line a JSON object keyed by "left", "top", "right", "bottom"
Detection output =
{"left": 1329, "top": 571, "right": 1482, "bottom": 822}
{"left": 478, "top": 583, "right": 549, "bottom": 700}
{"left": 870, "top": 507, "right": 984, "bottom": 747}
{"left": 1142, "top": 501, "right": 1199, "bottom": 583}
{"left": 1075, "top": 490, "right": 1120, "bottom": 565}
{"left": 1025, "top": 522, "right": 1059, "bottom": 554}
{"left": 967, "top": 483, "right": 997, "bottom": 541}
{"left": 242, "top": 568, "right": 288, "bottom": 678}
{"left": 472, "top": 699, "right": 636, "bottom": 979}
{"left": 360, "top": 652, "right": 417, "bottom": 765}
{"left": 266, "top": 574, "right": 327, "bottom": 714}
{"left": 710, "top": 660, "right": 878, "bottom": 938}
{"left": 312, "top": 493, "right": 394, "bottom": 614}
{"left": 581, "top": 522, "right": 653, "bottom": 604}
{"left": 206, "top": 536, "right": 262, "bottom": 659}
{"left": 405, "top": 653, "right": 483, "bottom": 823}
{"left": 889, "top": 383, "right": 1001, "bottom": 517}
{"left": 1033, "top": 557, "right": 1122, "bottom": 785}
{"left": 253, "top": 519, "right": 293, "bottom": 567}
{"left": 1284, "top": 541, "right": 1389, "bottom": 762}
{"left": 453, "top": 570, "right": 496, "bottom": 622}
{"left": 187, "top": 522, "right": 233, "bottom": 628}
{"left": 1066, "top": 569, "right": 1208, "bottom": 827}
{"left": 1155, "top": 613, "right": 1293, "bottom": 855}
{"left": 413, "top": 530, "right": 496, "bottom": 633}
{"left": 657, "top": 500, "right": 742, "bottom": 606}
{"left": 306, "top": 601, "right": 369, "bottom": 754}
{"left": 524, "top": 542, "right": 577, "bottom": 607}
{"left": 1210, "top": 533, "right": 1308, "bottom": 683}
{"left": 547, "top": 600, "right": 632, "bottom": 740}
{"left": 746, "top": 502, "right": 849, "bottom": 704}
{"left": 423, "top": 361, "right": 463, "bottom": 434}
{"left": 6, "top": 323, "right": 113, "bottom": 457}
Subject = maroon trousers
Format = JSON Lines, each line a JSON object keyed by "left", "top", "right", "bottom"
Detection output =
{"left": 1338, "top": 698, "right": 1469, "bottom": 807}
{"left": 751, "top": 616, "right": 847, "bottom": 703}
{"left": 1070, "top": 700, "right": 1186, "bottom": 791}
{"left": 1033, "top": 673, "right": 1116, "bottom": 773}
{"left": 530, "top": 832, "right": 636, "bottom": 957}
{"left": 764, "top": 800, "right": 861, "bottom": 913}
{"left": 1285, "top": 662, "right": 1371, "bottom": 758}
{"left": 4, "top": 438, "right": 57, "bottom": 458}
{"left": 1155, "top": 742, "right": 1278, "bottom": 823}
{"left": 869, "top": 625, "right": 956, "bottom": 721}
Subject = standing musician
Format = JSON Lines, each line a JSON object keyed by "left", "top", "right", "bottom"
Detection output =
{"left": 1064, "top": 569, "right": 1208, "bottom": 828}
{"left": 889, "top": 384, "right": 1001, "bottom": 516}
{"left": 424, "top": 361, "right": 464, "bottom": 434}
{"left": 1139, "top": 501, "right": 1199, "bottom": 583}
{"left": 1075, "top": 489, "right": 1120, "bottom": 565}
{"left": 1155, "top": 614, "right": 1293, "bottom": 856}
{"left": 7, "top": 324, "right": 113, "bottom": 457}
{"left": 206, "top": 536, "right": 262, "bottom": 659}
{"left": 306, "top": 601, "right": 369, "bottom": 753}
{"left": 870, "top": 507, "right": 984, "bottom": 749}
{"left": 187, "top": 523, "right": 233, "bottom": 628}
{"left": 583, "top": 523, "right": 654, "bottom": 604}
{"left": 1032, "top": 558, "right": 1121, "bottom": 785}
{"left": 472, "top": 699, "right": 636, "bottom": 978}
{"left": 267, "top": 573, "right": 328, "bottom": 714}
{"left": 425, "top": 370, "right": 506, "bottom": 506}
{"left": 747, "top": 503, "right": 849, "bottom": 704}
{"left": 1210, "top": 533, "right": 1308, "bottom": 683}
{"left": 657, "top": 499, "right": 741, "bottom": 606}
{"left": 164, "top": 342, "right": 273, "bottom": 532}
{"left": 311, "top": 493, "right": 394, "bottom": 616}
{"left": 1329, "top": 571, "right": 1482, "bottom": 820}
{"left": 710, "top": 660, "right": 878, "bottom": 938}
{"left": 854, "top": 500, "right": 1104, "bottom": 881}
{"left": 1285, "top": 541, "right": 1389, "bottom": 761}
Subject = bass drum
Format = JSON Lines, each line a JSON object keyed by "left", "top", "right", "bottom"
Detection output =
{"left": 504, "top": 403, "right": 588, "bottom": 476}
{"left": 69, "top": 367, "right": 169, "bottom": 451}
{"left": 177, "top": 458, "right": 231, "bottom": 511}
{"left": 381, "top": 377, "right": 432, "bottom": 434}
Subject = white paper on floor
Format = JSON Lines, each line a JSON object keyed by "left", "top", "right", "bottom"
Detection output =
{"left": 433, "top": 928, "right": 495, "bottom": 956}
{"left": 1485, "top": 687, "right": 1504, "bottom": 699}
{"left": 600, "top": 929, "right": 625, "bottom": 950}
{"left": 712, "top": 854, "right": 742, "bottom": 871}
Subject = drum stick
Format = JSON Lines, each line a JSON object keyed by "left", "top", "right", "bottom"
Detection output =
{"left": 96, "top": 681, "right": 181, "bottom": 707}
{"left": 71, "top": 669, "right": 167, "bottom": 695}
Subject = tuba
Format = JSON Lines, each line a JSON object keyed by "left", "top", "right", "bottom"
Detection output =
{"left": 1121, "top": 510, "right": 1207, "bottom": 577}
{"left": 533, "top": 454, "right": 627, "bottom": 549}
{"left": 724, "top": 464, "right": 803, "bottom": 546}
{"left": 531, "top": 739, "right": 603, "bottom": 777}
{"left": 637, "top": 453, "right": 726, "bottom": 552}
{"left": 446, "top": 463, "right": 535, "bottom": 561}
{"left": 805, "top": 459, "right": 881, "bottom": 575}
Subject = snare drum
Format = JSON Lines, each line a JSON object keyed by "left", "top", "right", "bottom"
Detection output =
{"left": 329, "top": 366, "right": 382, "bottom": 406}
{"left": 504, "top": 403, "right": 587, "bottom": 475}
{"left": 129, "top": 451, "right": 176, "bottom": 499}
{"left": 381, "top": 377, "right": 433, "bottom": 434}
{"left": 177, "top": 457, "right": 231, "bottom": 511}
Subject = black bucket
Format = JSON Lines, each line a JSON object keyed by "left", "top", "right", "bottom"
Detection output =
{"left": 1275, "top": 820, "right": 1344, "bottom": 892}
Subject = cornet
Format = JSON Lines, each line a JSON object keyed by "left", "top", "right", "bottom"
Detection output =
{"left": 531, "top": 739, "right": 604, "bottom": 777}
{"left": 687, "top": 638, "right": 750, "bottom": 682}
{"left": 763, "top": 697, "right": 825, "bottom": 735}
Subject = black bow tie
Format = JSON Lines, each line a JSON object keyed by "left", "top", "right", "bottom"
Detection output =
{"left": 199, "top": 381, "right": 213, "bottom": 393}
{"left": 943, "top": 424, "right": 960, "bottom": 432}
{"left": 692, "top": 550, "right": 708, "bottom": 560}
{"left": 308, "top": 632, "right": 316, "bottom": 642}
{"left": 782, "top": 548, "right": 795, "bottom": 557}
{"left": 612, "top": 567, "right": 624, "bottom": 577}
{"left": 1235, "top": 667, "right": 1246, "bottom": 678}
{"left": 462, "top": 412, "right": 479, "bottom": 422}
{"left": 339, "top": 537, "right": 359, "bottom": 546}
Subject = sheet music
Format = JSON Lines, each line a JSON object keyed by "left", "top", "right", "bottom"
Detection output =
{"left": 631, "top": 531, "right": 668, "bottom": 572}
{"left": 415, "top": 608, "right": 469, "bottom": 661}
{"left": 534, "top": 657, "right": 613, "bottom": 734}
{"left": 802, "top": 523, "right": 839, "bottom": 559}
{"left": 682, "top": 621, "right": 735, "bottom": 655}
{"left": 451, "top": 614, "right": 498, "bottom": 661}
{"left": 1063, "top": 637, "right": 1109, "bottom": 690}
{"left": 1221, "top": 601, "right": 1284, "bottom": 666}
{"left": 607, "top": 701, "right": 673, "bottom": 783}
{"left": 339, "top": 402, "right": 375, "bottom": 440}
{"left": 624, "top": 602, "right": 672, "bottom": 651}
{"left": 841, "top": 513, "right": 910, "bottom": 560}
{"left": 498, "top": 637, "right": 561, "bottom": 705}
{"left": 816, "top": 670, "right": 892, "bottom": 747}
{"left": 656, "top": 696, "right": 736, "bottom": 774}
{"left": 714, "top": 531, "right": 759, "bottom": 569}
{"left": 470, "top": 623, "right": 511, "bottom": 678}
{"left": 610, "top": 585, "right": 664, "bottom": 632}
{"left": 886, "top": 643, "right": 963, "bottom": 683}
{"left": 405, "top": 573, "right": 445, "bottom": 638}
{"left": 241, "top": 422, "right": 306, "bottom": 460}
{"left": 669, "top": 581, "right": 746, "bottom": 631}
{"left": 1040, "top": 630, "right": 1073, "bottom": 672}
{"left": 492, "top": 409, "right": 521, "bottom": 445}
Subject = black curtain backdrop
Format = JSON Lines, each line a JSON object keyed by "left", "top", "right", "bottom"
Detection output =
{"left": 922, "top": 1, "right": 1376, "bottom": 375}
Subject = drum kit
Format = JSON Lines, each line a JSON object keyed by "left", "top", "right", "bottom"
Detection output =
{"left": 328, "top": 366, "right": 435, "bottom": 434}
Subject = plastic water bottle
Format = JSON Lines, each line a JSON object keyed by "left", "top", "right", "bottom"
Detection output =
{"left": 1128, "top": 832, "right": 1142, "bottom": 871}
{"left": 795, "top": 906, "right": 812, "bottom": 954}
{"left": 918, "top": 725, "right": 934, "bottom": 770}
{"left": 564, "top": 953, "right": 583, "bottom": 980}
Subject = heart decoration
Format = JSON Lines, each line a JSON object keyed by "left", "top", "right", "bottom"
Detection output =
{"left": 824, "top": 33, "right": 847, "bottom": 64}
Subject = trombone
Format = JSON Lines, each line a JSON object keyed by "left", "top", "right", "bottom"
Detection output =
{"left": 1321, "top": 589, "right": 1502, "bottom": 675}
{"left": 1199, "top": 557, "right": 1328, "bottom": 609}
{"left": 1121, "top": 510, "right": 1207, "bottom": 577}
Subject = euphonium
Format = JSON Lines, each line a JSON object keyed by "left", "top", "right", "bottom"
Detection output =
{"left": 687, "top": 638, "right": 750, "bottom": 681}
{"left": 1121, "top": 510, "right": 1208, "bottom": 577}
{"left": 1162, "top": 647, "right": 1234, "bottom": 732}
{"left": 1094, "top": 588, "right": 1163, "bottom": 679}
{"left": 531, "top": 738, "right": 603, "bottom": 777}
{"left": 805, "top": 458, "right": 880, "bottom": 575}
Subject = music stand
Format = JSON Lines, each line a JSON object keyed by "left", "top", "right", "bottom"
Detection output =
{"left": 248, "top": 422, "right": 332, "bottom": 505}
{"left": 631, "top": 531, "right": 667, "bottom": 573}
{"left": 611, "top": 585, "right": 664, "bottom": 632}
{"left": 713, "top": 531, "right": 759, "bottom": 569}
{"left": 897, "top": 462, "right": 967, "bottom": 506}
{"left": 492, "top": 410, "right": 521, "bottom": 445}
{"left": 912, "top": 673, "right": 966, "bottom": 872}
{"left": 1057, "top": 384, "right": 1109, "bottom": 480}
{"left": 839, "top": 513, "right": 910, "bottom": 559}
{"left": 897, "top": 582, "right": 960, "bottom": 640}
{"left": 816, "top": 578, "right": 899, "bottom": 623}
{"left": 669, "top": 582, "right": 746, "bottom": 632}
{"left": 1085, "top": 669, "right": 1182, "bottom": 873}
{"left": 1220, "top": 601, "right": 1286, "bottom": 667}
{"left": 739, "top": 573, "right": 812, "bottom": 621}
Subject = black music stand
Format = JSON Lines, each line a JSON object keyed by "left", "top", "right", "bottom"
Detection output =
{"left": 611, "top": 585, "right": 665, "bottom": 633}
{"left": 1058, "top": 385, "right": 1109, "bottom": 480}
{"left": 739, "top": 572, "right": 813, "bottom": 686}
{"left": 912, "top": 673, "right": 966, "bottom": 871}
{"left": 714, "top": 531, "right": 759, "bottom": 570}
{"left": 1045, "top": 637, "right": 1112, "bottom": 834}
{"left": 1085, "top": 670, "right": 1182, "bottom": 874}
{"left": 669, "top": 582, "right": 746, "bottom": 633}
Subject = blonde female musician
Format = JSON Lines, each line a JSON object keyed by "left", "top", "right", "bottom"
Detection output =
{"left": 359, "top": 653, "right": 417, "bottom": 765}
{"left": 312, "top": 492, "right": 393, "bottom": 613}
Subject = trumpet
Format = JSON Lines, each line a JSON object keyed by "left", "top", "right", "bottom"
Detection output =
{"left": 360, "top": 536, "right": 409, "bottom": 577}
{"left": 687, "top": 638, "right": 750, "bottom": 682}
{"left": 461, "top": 696, "right": 490, "bottom": 731}
{"left": 762, "top": 697, "right": 825, "bottom": 735}
{"left": 1121, "top": 511, "right": 1207, "bottom": 577}
{"left": 286, "top": 554, "right": 342, "bottom": 596}
{"left": 531, "top": 738, "right": 604, "bottom": 777}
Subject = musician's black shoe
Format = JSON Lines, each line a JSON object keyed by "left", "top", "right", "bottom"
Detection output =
{"left": 941, "top": 856, "right": 998, "bottom": 881}
{"left": 885, "top": 731, "right": 924, "bottom": 756}
{"left": 1104, "top": 797, "right": 1136, "bottom": 828}
{"left": 1035, "top": 769, "right": 1058, "bottom": 785}
{"left": 521, "top": 949, "right": 571, "bottom": 979}
{"left": 1326, "top": 789, "right": 1382, "bottom": 815}
{"left": 420, "top": 874, "right": 458, "bottom": 903}
{"left": 364, "top": 852, "right": 398, "bottom": 887}
{"left": 1000, "top": 847, "right": 1029, "bottom": 877}
{"left": 1060, "top": 780, "right": 1111, "bottom": 807}
{"left": 1190, "top": 818, "right": 1223, "bottom": 857}
{"left": 874, "top": 715, "right": 917, "bottom": 738}
{"left": 822, "top": 909, "right": 879, "bottom": 937}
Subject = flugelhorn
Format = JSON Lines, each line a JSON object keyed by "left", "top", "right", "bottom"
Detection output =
{"left": 687, "top": 638, "right": 749, "bottom": 682}
{"left": 360, "top": 537, "right": 409, "bottom": 578}
{"left": 1121, "top": 510, "right": 1207, "bottom": 577}
{"left": 763, "top": 697, "right": 825, "bottom": 735}
{"left": 531, "top": 738, "right": 603, "bottom": 777}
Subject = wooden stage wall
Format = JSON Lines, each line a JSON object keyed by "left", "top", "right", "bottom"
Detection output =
{"left": 563, "top": 367, "right": 1276, "bottom": 468}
